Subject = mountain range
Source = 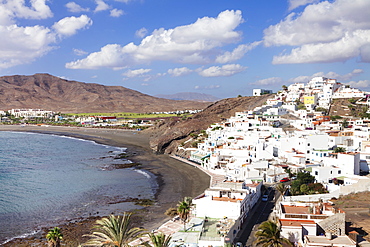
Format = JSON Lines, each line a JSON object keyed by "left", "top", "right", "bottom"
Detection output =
{"left": 0, "top": 74, "right": 211, "bottom": 113}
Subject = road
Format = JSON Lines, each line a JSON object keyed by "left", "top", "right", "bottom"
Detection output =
{"left": 234, "top": 187, "right": 279, "bottom": 247}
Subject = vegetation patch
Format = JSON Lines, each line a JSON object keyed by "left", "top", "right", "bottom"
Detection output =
{"left": 111, "top": 162, "right": 142, "bottom": 169}
{"left": 107, "top": 197, "right": 154, "bottom": 206}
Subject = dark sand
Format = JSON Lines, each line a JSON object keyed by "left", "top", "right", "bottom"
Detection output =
{"left": 0, "top": 125, "right": 210, "bottom": 246}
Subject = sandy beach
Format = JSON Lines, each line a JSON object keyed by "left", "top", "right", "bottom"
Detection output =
{"left": 0, "top": 125, "right": 210, "bottom": 246}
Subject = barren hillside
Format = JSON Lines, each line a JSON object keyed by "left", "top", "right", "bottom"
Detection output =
{"left": 0, "top": 74, "right": 210, "bottom": 113}
{"left": 148, "top": 94, "right": 273, "bottom": 154}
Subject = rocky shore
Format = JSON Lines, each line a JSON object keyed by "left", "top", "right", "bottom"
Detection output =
{"left": 0, "top": 125, "right": 210, "bottom": 246}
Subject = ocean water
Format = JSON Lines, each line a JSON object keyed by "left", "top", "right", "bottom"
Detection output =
{"left": 0, "top": 131, "right": 156, "bottom": 244}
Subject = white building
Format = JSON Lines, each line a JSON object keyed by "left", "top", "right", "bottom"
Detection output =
{"left": 9, "top": 109, "right": 54, "bottom": 118}
{"left": 253, "top": 89, "right": 273, "bottom": 96}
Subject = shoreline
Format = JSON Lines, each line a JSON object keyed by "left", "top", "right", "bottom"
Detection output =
{"left": 0, "top": 125, "right": 211, "bottom": 246}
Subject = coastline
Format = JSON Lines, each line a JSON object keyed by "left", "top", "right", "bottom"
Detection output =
{"left": 0, "top": 125, "right": 210, "bottom": 246}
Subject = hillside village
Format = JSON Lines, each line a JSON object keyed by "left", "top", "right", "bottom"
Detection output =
{"left": 2, "top": 76, "right": 370, "bottom": 246}
{"left": 169, "top": 77, "right": 370, "bottom": 247}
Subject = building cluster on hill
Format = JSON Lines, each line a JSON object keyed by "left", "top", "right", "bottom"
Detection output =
{"left": 172, "top": 77, "right": 369, "bottom": 247}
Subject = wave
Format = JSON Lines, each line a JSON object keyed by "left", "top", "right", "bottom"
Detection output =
{"left": 134, "top": 169, "right": 151, "bottom": 179}
{"left": 1, "top": 229, "right": 41, "bottom": 245}
{"left": 49, "top": 134, "right": 127, "bottom": 152}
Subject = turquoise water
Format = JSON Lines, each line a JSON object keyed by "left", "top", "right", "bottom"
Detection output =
{"left": 0, "top": 131, "right": 156, "bottom": 244}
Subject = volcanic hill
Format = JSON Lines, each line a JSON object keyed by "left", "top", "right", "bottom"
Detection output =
{"left": 0, "top": 73, "right": 211, "bottom": 113}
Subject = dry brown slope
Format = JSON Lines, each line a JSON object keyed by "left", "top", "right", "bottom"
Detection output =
{"left": 0, "top": 73, "right": 210, "bottom": 113}
{"left": 148, "top": 94, "right": 273, "bottom": 154}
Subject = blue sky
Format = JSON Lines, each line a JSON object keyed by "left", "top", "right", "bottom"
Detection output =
{"left": 0, "top": 0, "right": 369, "bottom": 99}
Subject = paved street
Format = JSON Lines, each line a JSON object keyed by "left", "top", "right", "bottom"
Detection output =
{"left": 234, "top": 187, "right": 278, "bottom": 247}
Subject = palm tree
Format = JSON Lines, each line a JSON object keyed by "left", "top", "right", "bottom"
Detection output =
{"left": 276, "top": 183, "right": 287, "bottom": 197}
{"left": 82, "top": 213, "right": 147, "bottom": 247}
{"left": 177, "top": 197, "right": 193, "bottom": 231}
{"left": 254, "top": 220, "right": 292, "bottom": 247}
{"left": 46, "top": 227, "right": 63, "bottom": 247}
{"left": 147, "top": 232, "right": 172, "bottom": 247}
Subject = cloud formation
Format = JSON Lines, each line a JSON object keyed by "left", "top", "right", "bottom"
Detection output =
{"left": 215, "top": 41, "right": 261, "bottom": 63}
{"left": 288, "top": 0, "right": 320, "bottom": 11}
{"left": 252, "top": 77, "right": 283, "bottom": 85}
{"left": 264, "top": 0, "right": 370, "bottom": 64}
{"left": 195, "top": 85, "right": 220, "bottom": 90}
{"left": 110, "top": 8, "right": 123, "bottom": 17}
{"left": 348, "top": 80, "right": 370, "bottom": 88}
{"left": 198, "top": 64, "right": 246, "bottom": 77}
{"left": 288, "top": 69, "right": 364, "bottom": 83}
{"left": 65, "top": 2, "right": 90, "bottom": 13}
{"left": 122, "top": 68, "right": 152, "bottom": 78}
{"left": 53, "top": 15, "right": 92, "bottom": 37}
{"left": 168, "top": 67, "right": 192, "bottom": 77}
{"left": 135, "top": 27, "right": 147, "bottom": 38}
{"left": 0, "top": 1, "right": 92, "bottom": 69}
{"left": 0, "top": 0, "right": 53, "bottom": 25}
{"left": 66, "top": 10, "right": 244, "bottom": 69}
{"left": 94, "top": 0, "right": 110, "bottom": 12}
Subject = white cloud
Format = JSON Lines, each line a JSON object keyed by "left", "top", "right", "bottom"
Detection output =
{"left": 272, "top": 30, "right": 370, "bottom": 64}
{"left": 114, "top": 0, "right": 133, "bottom": 3}
{"left": 167, "top": 67, "right": 192, "bottom": 77}
{"left": 194, "top": 85, "right": 220, "bottom": 90}
{"left": 288, "top": 69, "right": 364, "bottom": 83}
{"left": 53, "top": 15, "right": 92, "bottom": 37}
{"left": 0, "top": 24, "right": 56, "bottom": 68}
{"left": 4, "top": 0, "right": 53, "bottom": 21}
{"left": 135, "top": 27, "right": 147, "bottom": 38}
{"left": 122, "top": 68, "right": 152, "bottom": 78}
{"left": 73, "top": 48, "right": 88, "bottom": 56}
{"left": 348, "top": 80, "right": 370, "bottom": 88}
{"left": 265, "top": 0, "right": 370, "bottom": 64}
{"left": 288, "top": 0, "right": 320, "bottom": 11}
{"left": 0, "top": 0, "right": 53, "bottom": 25}
{"left": 66, "top": 2, "right": 90, "bottom": 13}
{"left": 110, "top": 8, "right": 124, "bottom": 17}
{"left": 215, "top": 41, "right": 261, "bottom": 63}
{"left": 94, "top": 0, "right": 110, "bottom": 12}
{"left": 66, "top": 10, "right": 244, "bottom": 69}
{"left": 0, "top": 0, "right": 91, "bottom": 70}
{"left": 252, "top": 77, "right": 283, "bottom": 85}
{"left": 198, "top": 64, "right": 246, "bottom": 77}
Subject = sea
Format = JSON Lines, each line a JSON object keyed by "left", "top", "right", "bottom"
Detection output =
{"left": 0, "top": 131, "right": 157, "bottom": 244}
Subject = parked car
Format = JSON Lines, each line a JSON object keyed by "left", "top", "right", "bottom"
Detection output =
{"left": 261, "top": 195, "right": 268, "bottom": 202}
{"left": 280, "top": 177, "right": 290, "bottom": 183}
{"left": 235, "top": 242, "right": 243, "bottom": 247}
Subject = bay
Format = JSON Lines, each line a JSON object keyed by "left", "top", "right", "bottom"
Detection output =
{"left": 0, "top": 131, "right": 156, "bottom": 244}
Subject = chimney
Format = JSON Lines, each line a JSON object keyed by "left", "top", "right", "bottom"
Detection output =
{"left": 326, "top": 232, "right": 332, "bottom": 240}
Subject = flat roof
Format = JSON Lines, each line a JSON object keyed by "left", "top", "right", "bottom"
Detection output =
{"left": 305, "top": 235, "right": 356, "bottom": 246}
{"left": 282, "top": 205, "right": 311, "bottom": 214}
{"left": 280, "top": 219, "right": 315, "bottom": 227}
{"left": 212, "top": 197, "right": 242, "bottom": 203}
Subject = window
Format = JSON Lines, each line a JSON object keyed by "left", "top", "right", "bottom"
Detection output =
{"left": 338, "top": 170, "right": 341, "bottom": 174}
{"left": 315, "top": 171, "right": 318, "bottom": 175}
{"left": 307, "top": 143, "right": 311, "bottom": 146}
